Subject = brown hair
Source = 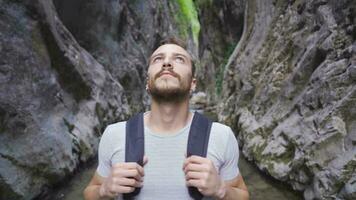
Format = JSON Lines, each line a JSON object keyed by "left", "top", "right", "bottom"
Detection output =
{"left": 155, "top": 36, "right": 196, "bottom": 76}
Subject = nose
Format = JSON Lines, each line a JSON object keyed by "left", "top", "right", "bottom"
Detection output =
{"left": 162, "top": 57, "right": 172, "bottom": 69}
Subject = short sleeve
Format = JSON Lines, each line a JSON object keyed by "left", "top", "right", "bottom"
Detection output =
{"left": 97, "top": 125, "right": 113, "bottom": 177}
{"left": 219, "top": 128, "right": 240, "bottom": 180}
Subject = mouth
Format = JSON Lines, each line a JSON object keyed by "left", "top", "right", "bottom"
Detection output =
{"left": 157, "top": 71, "right": 178, "bottom": 78}
{"left": 160, "top": 72, "right": 175, "bottom": 77}
{"left": 153, "top": 69, "right": 180, "bottom": 81}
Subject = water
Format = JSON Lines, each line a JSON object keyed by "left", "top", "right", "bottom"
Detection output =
{"left": 239, "top": 156, "right": 302, "bottom": 200}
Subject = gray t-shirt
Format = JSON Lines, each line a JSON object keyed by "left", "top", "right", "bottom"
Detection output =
{"left": 97, "top": 114, "right": 240, "bottom": 200}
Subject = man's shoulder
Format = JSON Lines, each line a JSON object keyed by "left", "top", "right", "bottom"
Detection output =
{"left": 211, "top": 122, "right": 233, "bottom": 134}
{"left": 101, "top": 121, "right": 127, "bottom": 140}
{"left": 208, "top": 122, "right": 236, "bottom": 147}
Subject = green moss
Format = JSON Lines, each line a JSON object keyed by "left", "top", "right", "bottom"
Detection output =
{"left": 31, "top": 27, "right": 48, "bottom": 60}
{"left": 276, "top": 144, "right": 295, "bottom": 164}
{"left": 341, "top": 159, "right": 356, "bottom": 179}
{"left": 252, "top": 140, "right": 268, "bottom": 163}
{"left": 175, "top": 0, "right": 201, "bottom": 46}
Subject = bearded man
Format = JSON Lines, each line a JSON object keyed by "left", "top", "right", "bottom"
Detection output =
{"left": 83, "top": 37, "right": 249, "bottom": 200}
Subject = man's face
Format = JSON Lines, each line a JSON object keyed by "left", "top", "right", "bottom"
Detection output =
{"left": 147, "top": 44, "right": 196, "bottom": 102}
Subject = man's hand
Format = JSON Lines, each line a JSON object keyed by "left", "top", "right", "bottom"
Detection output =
{"left": 99, "top": 157, "right": 148, "bottom": 199}
{"left": 183, "top": 155, "right": 226, "bottom": 199}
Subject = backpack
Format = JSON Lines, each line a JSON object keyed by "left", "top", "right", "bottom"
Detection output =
{"left": 123, "top": 112, "right": 212, "bottom": 200}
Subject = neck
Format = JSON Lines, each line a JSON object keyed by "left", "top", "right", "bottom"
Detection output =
{"left": 145, "top": 99, "right": 192, "bottom": 134}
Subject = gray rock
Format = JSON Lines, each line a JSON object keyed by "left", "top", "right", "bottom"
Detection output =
{"left": 348, "top": 65, "right": 356, "bottom": 80}
{"left": 0, "top": 0, "right": 130, "bottom": 198}
{"left": 219, "top": 0, "right": 356, "bottom": 199}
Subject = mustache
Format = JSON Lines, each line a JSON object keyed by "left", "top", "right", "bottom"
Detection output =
{"left": 154, "top": 69, "right": 180, "bottom": 80}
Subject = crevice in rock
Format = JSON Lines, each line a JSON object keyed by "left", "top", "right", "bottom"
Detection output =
{"left": 0, "top": 153, "right": 59, "bottom": 184}
{"left": 310, "top": 48, "right": 327, "bottom": 74}
{"left": 38, "top": 23, "right": 91, "bottom": 103}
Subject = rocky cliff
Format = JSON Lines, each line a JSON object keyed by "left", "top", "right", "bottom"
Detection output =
{"left": 219, "top": 0, "right": 356, "bottom": 199}
{"left": 0, "top": 0, "right": 131, "bottom": 199}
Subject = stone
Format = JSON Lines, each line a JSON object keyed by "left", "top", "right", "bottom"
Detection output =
{"left": 340, "top": 175, "right": 356, "bottom": 200}
{"left": 348, "top": 65, "right": 356, "bottom": 80}
{"left": 219, "top": 0, "right": 356, "bottom": 199}
{"left": 190, "top": 91, "right": 208, "bottom": 110}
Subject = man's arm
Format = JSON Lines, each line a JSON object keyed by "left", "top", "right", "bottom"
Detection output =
{"left": 83, "top": 160, "right": 147, "bottom": 200}
{"left": 221, "top": 174, "right": 249, "bottom": 200}
{"left": 83, "top": 172, "right": 110, "bottom": 200}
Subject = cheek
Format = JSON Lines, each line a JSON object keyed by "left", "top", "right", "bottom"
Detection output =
{"left": 148, "top": 65, "right": 161, "bottom": 75}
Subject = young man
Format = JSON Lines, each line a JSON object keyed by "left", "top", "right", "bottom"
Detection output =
{"left": 83, "top": 37, "right": 249, "bottom": 200}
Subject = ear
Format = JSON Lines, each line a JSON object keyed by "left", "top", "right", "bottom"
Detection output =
{"left": 190, "top": 78, "right": 197, "bottom": 92}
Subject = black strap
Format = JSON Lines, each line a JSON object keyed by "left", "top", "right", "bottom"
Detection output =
{"left": 123, "top": 112, "right": 212, "bottom": 200}
{"left": 123, "top": 113, "right": 144, "bottom": 200}
{"left": 187, "top": 112, "right": 212, "bottom": 200}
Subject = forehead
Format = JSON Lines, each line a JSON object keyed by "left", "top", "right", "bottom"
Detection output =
{"left": 151, "top": 44, "right": 191, "bottom": 58}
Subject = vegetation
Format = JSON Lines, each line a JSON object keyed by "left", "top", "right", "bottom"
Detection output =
{"left": 175, "top": 0, "right": 200, "bottom": 46}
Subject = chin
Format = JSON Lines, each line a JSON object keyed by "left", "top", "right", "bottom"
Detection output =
{"left": 149, "top": 86, "right": 190, "bottom": 102}
{"left": 155, "top": 82, "right": 180, "bottom": 91}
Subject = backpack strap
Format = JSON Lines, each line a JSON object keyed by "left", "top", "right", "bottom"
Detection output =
{"left": 123, "top": 112, "right": 212, "bottom": 200}
{"left": 123, "top": 113, "right": 144, "bottom": 200}
{"left": 187, "top": 112, "right": 213, "bottom": 200}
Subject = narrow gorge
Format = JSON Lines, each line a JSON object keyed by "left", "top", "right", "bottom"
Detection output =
{"left": 0, "top": 0, "right": 355, "bottom": 199}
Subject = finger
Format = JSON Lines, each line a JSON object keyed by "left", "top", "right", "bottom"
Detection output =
{"left": 114, "top": 162, "right": 142, "bottom": 170}
{"left": 185, "top": 171, "right": 204, "bottom": 180}
{"left": 125, "top": 169, "right": 144, "bottom": 180}
{"left": 143, "top": 156, "right": 148, "bottom": 166}
{"left": 118, "top": 177, "right": 143, "bottom": 188}
{"left": 114, "top": 163, "right": 145, "bottom": 177}
{"left": 136, "top": 164, "right": 145, "bottom": 177}
{"left": 183, "top": 156, "right": 207, "bottom": 169}
{"left": 114, "top": 169, "right": 143, "bottom": 181}
{"left": 116, "top": 185, "right": 136, "bottom": 194}
{"left": 183, "top": 163, "right": 207, "bottom": 173}
{"left": 186, "top": 179, "right": 203, "bottom": 188}
{"left": 187, "top": 155, "right": 208, "bottom": 164}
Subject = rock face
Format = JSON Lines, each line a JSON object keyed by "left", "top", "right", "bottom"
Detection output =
{"left": 0, "top": 0, "right": 130, "bottom": 199}
{"left": 0, "top": 0, "right": 243, "bottom": 199}
{"left": 219, "top": 0, "right": 356, "bottom": 199}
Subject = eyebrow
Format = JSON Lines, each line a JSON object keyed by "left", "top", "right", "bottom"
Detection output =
{"left": 149, "top": 53, "right": 164, "bottom": 61}
{"left": 172, "top": 53, "right": 189, "bottom": 60}
{"left": 149, "top": 53, "right": 189, "bottom": 62}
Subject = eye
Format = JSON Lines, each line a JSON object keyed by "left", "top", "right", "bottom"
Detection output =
{"left": 175, "top": 56, "right": 185, "bottom": 63}
{"left": 152, "top": 56, "right": 162, "bottom": 63}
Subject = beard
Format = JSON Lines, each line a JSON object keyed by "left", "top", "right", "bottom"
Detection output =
{"left": 147, "top": 69, "right": 191, "bottom": 103}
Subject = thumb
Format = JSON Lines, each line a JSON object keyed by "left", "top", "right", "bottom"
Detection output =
{"left": 143, "top": 155, "right": 148, "bottom": 166}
